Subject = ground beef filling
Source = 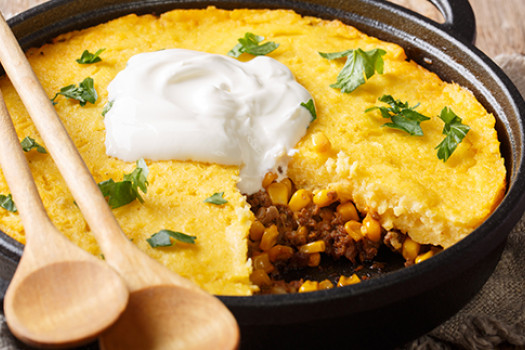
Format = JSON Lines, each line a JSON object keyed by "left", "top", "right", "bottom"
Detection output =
{"left": 246, "top": 176, "right": 441, "bottom": 294}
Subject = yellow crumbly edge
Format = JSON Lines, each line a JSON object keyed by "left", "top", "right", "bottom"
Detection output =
{"left": 0, "top": 8, "right": 505, "bottom": 294}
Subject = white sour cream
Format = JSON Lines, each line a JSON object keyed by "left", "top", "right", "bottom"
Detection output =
{"left": 104, "top": 49, "right": 313, "bottom": 194}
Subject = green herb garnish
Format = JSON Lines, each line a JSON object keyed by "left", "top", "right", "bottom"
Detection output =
{"left": 52, "top": 77, "right": 97, "bottom": 106}
{"left": 146, "top": 229, "right": 196, "bottom": 248}
{"left": 123, "top": 158, "right": 149, "bottom": 201}
{"left": 435, "top": 107, "right": 470, "bottom": 162}
{"left": 204, "top": 192, "right": 228, "bottom": 205}
{"left": 228, "top": 32, "right": 279, "bottom": 58}
{"left": 102, "top": 100, "right": 114, "bottom": 117}
{"left": 319, "top": 48, "right": 386, "bottom": 93}
{"left": 301, "top": 99, "right": 317, "bottom": 122}
{"left": 0, "top": 194, "right": 17, "bottom": 213}
{"left": 20, "top": 136, "right": 47, "bottom": 153}
{"left": 98, "top": 158, "right": 149, "bottom": 208}
{"left": 365, "top": 95, "right": 430, "bottom": 136}
{"left": 76, "top": 48, "right": 106, "bottom": 64}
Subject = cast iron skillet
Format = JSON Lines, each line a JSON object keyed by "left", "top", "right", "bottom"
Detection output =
{"left": 1, "top": 0, "right": 525, "bottom": 349}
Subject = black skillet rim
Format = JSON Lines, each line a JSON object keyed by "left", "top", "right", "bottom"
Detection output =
{"left": 1, "top": 0, "right": 525, "bottom": 327}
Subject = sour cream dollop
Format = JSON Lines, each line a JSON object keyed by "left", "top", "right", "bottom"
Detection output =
{"left": 104, "top": 49, "right": 313, "bottom": 194}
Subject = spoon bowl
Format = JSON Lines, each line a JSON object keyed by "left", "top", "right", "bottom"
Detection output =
{"left": 5, "top": 259, "right": 128, "bottom": 348}
{"left": 100, "top": 285, "right": 239, "bottom": 350}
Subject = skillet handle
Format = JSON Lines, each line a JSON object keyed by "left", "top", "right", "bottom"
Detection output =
{"left": 426, "top": 0, "right": 476, "bottom": 44}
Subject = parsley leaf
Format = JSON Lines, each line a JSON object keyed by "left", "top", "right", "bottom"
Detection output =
{"left": 0, "top": 194, "right": 17, "bottom": 213}
{"left": 98, "top": 179, "right": 136, "bottom": 209}
{"left": 102, "top": 100, "right": 114, "bottom": 117}
{"left": 228, "top": 32, "right": 279, "bottom": 58}
{"left": 204, "top": 192, "right": 228, "bottom": 205}
{"left": 20, "top": 136, "right": 47, "bottom": 153}
{"left": 146, "top": 229, "right": 196, "bottom": 248}
{"left": 319, "top": 48, "right": 386, "bottom": 93}
{"left": 52, "top": 77, "right": 97, "bottom": 106}
{"left": 435, "top": 107, "right": 470, "bottom": 162}
{"left": 366, "top": 95, "right": 430, "bottom": 136}
{"left": 76, "top": 48, "right": 106, "bottom": 64}
{"left": 123, "top": 158, "right": 149, "bottom": 202}
{"left": 98, "top": 159, "right": 149, "bottom": 208}
{"left": 301, "top": 99, "right": 317, "bottom": 122}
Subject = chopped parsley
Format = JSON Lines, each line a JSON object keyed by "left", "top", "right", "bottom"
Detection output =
{"left": 228, "top": 32, "right": 279, "bottom": 58}
{"left": 365, "top": 95, "right": 430, "bottom": 136}
{"left": 204, "top": 192, "right": 228, "bottom": 205}
{"left": 98, "top": 159, "right": 149, "bottom": 209}
{"left": 102, "top": 100, "right": 114, "bottom": 117}
{"left": 0, "top": 194, "right": 17, "bottom": 213}
{"left": 301, "top": 99, "right": 317, "bottom": 122}
{"left": 367, "top": 97, "right": 470, "bottom": 161}
{"left": 20, "top": 136, "right": 47, "bottom": 153}
{"left": 76, "top": 48, "right": 106, "bottom": 64}
{"left": 319, "top": 48, "right": 386, "bottom": 93}
{"left": 435, "top": 107, "right": 470, "bottom": 162}
{"left": 52, "top": 77, "right": 97, "bottom": 106}
{"left": 146, "top": 229, "right": 196, "bottom": 248}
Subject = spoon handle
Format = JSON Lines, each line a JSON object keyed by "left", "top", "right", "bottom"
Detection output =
{"left": 0, "top": 89, "right": 52, "bottom": 244}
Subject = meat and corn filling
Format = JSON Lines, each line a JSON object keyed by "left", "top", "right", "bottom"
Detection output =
{"left": 247, "top": 173, "right": 443, "bottom": 294}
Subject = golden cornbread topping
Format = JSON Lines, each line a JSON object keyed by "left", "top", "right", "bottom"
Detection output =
{"left": 0, "top": 7, "right": 506, "bottom": 295}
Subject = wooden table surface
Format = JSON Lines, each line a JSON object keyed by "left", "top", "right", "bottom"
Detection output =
{"left": 0, "top": 0, "right": 524, "bottom": 59}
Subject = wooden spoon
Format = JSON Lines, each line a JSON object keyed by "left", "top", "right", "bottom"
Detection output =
{"left": 0, "top": 12, "right": 239, "bottom": 350}
{"left": 0, "top": 89, "right": 129, "bottom": 348}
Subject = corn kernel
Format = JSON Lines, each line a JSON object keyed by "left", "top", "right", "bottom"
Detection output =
{"left": 361, "top": 213, "right": 382, "bottom": 242}
{"left": 307, "top": 252, "right": 321, "bottom": 267}
{"left": 402, "top": 237, "right": 421, "bottom": 261}
{"left": 267, "top": 182, "right": 290, "bottom": 205}
{"left": 299, "top": 280, "right": 319, "bottom": 293}
{"left": 337, "top": 273, "right": 361, "bottom": 287}
{"left": 253, "top": 253, "right": 274, "bottom": 273}
{"left": 299, "top": 240, "right": 326, "bottom": 254}
{"left": 259, "top": 224, "right": 279, "bottom": 251}
{"left": 280, "top": 178, "right": 293, "bottom": 196}
{"left": 344, "top": 220, "right": 363, "bottom": 241}
{"left": 337, "top": 202, "right": 359, "bottom": 221}
{"left": 250, "top": 269, "right": 272, "bottom": 287}
{"left": 268, "top": 245, "right": 294, "bottom": 262}
{"left": 288, "top": 189, "right": 313, "bottom": 212}
{"left": 249, "top": 220, "right": 265, "bottom": 241}
{"left": 313, "top": 189, "right": 337, "bottom": 207}
{"left": 415, "top": 250, "right": 434, "bottom": 264}
{"left": 312, "top": 132, "right": 331, "bottom": 153}
{"left": 262, "top": 172, "right": 278, "bottom": 188}
{"left": 297, "top": 225, "right": 309, "bottom": 237}
{"left": 318, "top": 279, "right": 334, "bottom": 290}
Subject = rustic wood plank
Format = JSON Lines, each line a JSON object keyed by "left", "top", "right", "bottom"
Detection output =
{"left": 470, "top": 0, "right": 525, "bottom": 57}
{"left": 0, "top": 0, "right": 48, "bottom": 18}
{"left": 391, "top": 0, "right": 525, "bottom": 58}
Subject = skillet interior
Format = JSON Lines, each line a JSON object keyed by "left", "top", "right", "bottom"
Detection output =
{"left": 1, "top": 0, "right": 525, "bottom": 348}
